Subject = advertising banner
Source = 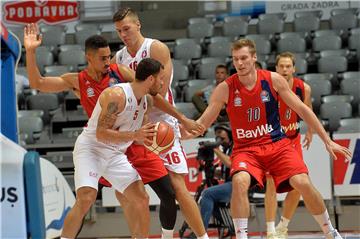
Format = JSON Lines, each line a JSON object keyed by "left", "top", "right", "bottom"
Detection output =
{"left": 0, "top": 134, "right": 27, "bottom": 238}
{"left": 40, "top": 157, "right": 76, "bottom": 238}
{"left": 333, "top": 133, "right": 360, "bottom": 196}
{"left": 3, "top": 0, "right": 79, "bottom": 25}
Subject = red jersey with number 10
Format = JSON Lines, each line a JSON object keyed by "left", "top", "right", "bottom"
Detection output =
{"left": 78, "top": 64, "right": 125, "bottom": 117}
{"left": 278, "top": 77, "right": 305, "bottom": 139}
{"left": 225, "top": 69, "right": 285, "bottom": 151}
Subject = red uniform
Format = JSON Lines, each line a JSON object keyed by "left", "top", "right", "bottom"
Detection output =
{"left": 278, "top": 77, "right": 305, "bottom": 158}
{"left": 78, "top": 64, "right": 167, "bottom": 186}
{"left": 226, "top": 70, "right": 308, "bottom": 193}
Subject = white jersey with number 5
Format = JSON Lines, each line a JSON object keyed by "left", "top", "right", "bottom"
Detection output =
{"left": 82, "top": 83, "right": 147, "bottom": 152}
{"left": 115, "top": 38, "right": 180, "bottom": 138}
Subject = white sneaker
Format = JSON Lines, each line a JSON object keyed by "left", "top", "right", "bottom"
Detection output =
{"left": 275, "top": 227, "right": 288, "bottom": 239}
{"left": 267, "top": 232, "right": 280, "bottom": 239}
{"left": 325, "top": 229, "right": 343, "bottom": 239}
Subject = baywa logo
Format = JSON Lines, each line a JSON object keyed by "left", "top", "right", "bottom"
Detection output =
{"left": 1, "top": 187, "right": 18, "bottom": 207}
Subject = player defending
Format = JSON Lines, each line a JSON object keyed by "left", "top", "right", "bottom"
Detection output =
{"left": 63, "top": 58, "right": 164, "bottom": 238}
{"left": 197, "top": 39, "right": 351, "bottom": 239}
{"left": 111, "top": 7, "right": 208, "bottom": 239}
{"left": 264, "top": 52, "right": 314, "bottom": 239}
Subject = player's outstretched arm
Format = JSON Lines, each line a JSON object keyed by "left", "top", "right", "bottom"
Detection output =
{"left": 96, "top": 88, "right": 156, "bottom": 144}
{"left": 272, "top": 72, "right": 352, "bottom": 160}
{"left": 197, "top": 82, "right": 228, "bottom": 130}
{"left": 24, "top": 23, "right": 78, "bottom": 93}
{"left": 151, "top": 94, "right": 205, "bottom": 135}
{"left": 302, "top": 82, "right": 314, "bottom": 150}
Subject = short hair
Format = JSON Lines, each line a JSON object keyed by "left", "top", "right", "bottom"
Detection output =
{"left": 136, "top": 58, "right": 164, "bottom": 81}
{"left": 255, "top": 61, "right": 263, "bottom": 69}
{"left": 113, "top": 7, "right": 139, "bottom": 22}
{"left": 276, "top": 51, "right": 296, "bottom": 66}
{"left": 85, "top": 35, "right": 109, "bottom": 53}
{"left": 216, "top": 64, "right": 229, "bottom": 74}
{"left": 231, "top": 38, "right": 256, "bottom": 55}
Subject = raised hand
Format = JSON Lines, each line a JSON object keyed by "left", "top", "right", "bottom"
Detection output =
{"left": 24, "top": 23, "right": 42, "bottom": 50}
{"left": 134, "top": 123, "right": 157, "bottom": 145}
{"left": 325, "top": 140, "right": 352, "bottom": 162}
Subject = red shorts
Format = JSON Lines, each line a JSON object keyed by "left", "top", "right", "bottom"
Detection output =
{"left": 290, "top": 134, "right": 303, "bottom": 159}
{"left": 126, "top": 144, "right": 168, "bottom": 184}
{"left": 99, "top": 144, "right": 168, "bottom": 186}
{"left": 230, "top": 138, "right": 308, "bottom": 193}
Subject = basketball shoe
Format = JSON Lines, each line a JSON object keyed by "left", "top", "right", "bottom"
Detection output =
{"left": 275, "top": 226, "right": 288, "bottom": 239}
{"left": 325, "top": 229, "right": 343, "bottom": 239}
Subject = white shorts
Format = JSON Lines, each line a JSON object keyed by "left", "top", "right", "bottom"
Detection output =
{"left": 160, "top": 137, "right": 188, "bottom": 174}
{"left": 73, "top": 134, "right": 141, "bottom": 193}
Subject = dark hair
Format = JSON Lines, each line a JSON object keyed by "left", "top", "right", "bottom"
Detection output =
{"left": 135, "top": 58, "right": 164, "bottom": 81}
{"left": 216, "top": 64, "right": 229, "bottom": 74}
{"left": 85, "top": 35, "right": 109, "bottom": 53}
{"left": 255, "top": 61, "right": 263, "bottom": 69}
{"left": 214, "top": 123, "right": 233, "bottom": 142}
{"left": 113, "top": 7, "right": 139, "bottom": 22}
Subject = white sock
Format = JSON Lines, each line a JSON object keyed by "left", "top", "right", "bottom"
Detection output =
{"left": 197, "top": 233, "right": 209, "bottom": 239}
{"left": 277, "top": 216, "right": 290, "bottom": 229}
{"left": 161, "top": 228, "right": 173, "bottom": 239}
{"left": 233, "top": 218, "right": 248, "bottom": 239}
{"left": 313, "top": 209, "right": 335, "bottom": 234}
{"left": 267, "top": 221, "right": 276, "bottom": 233}
{"left": 60, "top": 237, "right": 72, "bottom": 239}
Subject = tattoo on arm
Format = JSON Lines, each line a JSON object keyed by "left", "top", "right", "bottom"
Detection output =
{"left": 98, "top": 102, "right": 119, "bottom": 129}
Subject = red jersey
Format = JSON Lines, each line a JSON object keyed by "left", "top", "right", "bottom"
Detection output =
{"left": 226, "top": 69, "right": 285, "bottom": 151}
{"left": 278, "top": 77, "right": 305, "bottom": 138}
{"left": 78, "top": 64, "right": 125, "bottom": 117}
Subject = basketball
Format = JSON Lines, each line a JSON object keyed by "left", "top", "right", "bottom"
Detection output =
{"left": 145, "top": 121, "right": 175, "bottom": 155}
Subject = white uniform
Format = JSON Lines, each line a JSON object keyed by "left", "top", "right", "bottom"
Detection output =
{"left": 115, "top": 38, "right": 188, "bottom": 174}
{"left": 73, "top": 83, "right": 147, "bottom": 192}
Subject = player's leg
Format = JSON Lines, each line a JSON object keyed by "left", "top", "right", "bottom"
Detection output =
{"left": 127, "top": 144, "right": 177, "bottom": 238}
{"left": 61, "top": 187, "right": 97, "bottom": 238}
{"left": 230, "top": 151, "right": 265, "bottom": 239}
{"left": 275, "top": 189, "right": 300, "bottom": 237}
{"left": 200, "top": 182, "right": 232, "bottom": 229}
{"left": 148, "top": 175, "right": 177, "bottom": 239}
{"left": 114, "top": 190, "right": 138, "bottom": 236}
{"left": 168, "top": 171, "right": 207, "bottom": 238}
{"left": 289, "top": 174, "right": 341, "bottom": 238}
{"left": 62, "top": 137, "right": 102, "bottom": 238}
{"left": 264, "top": 176, "right": 278, "bottom": 238}
{"left": 104, "top": 153, "right": 150, "bottom": 238}
{"left": 162, "top": 139, "right": 208, "bottom": 239}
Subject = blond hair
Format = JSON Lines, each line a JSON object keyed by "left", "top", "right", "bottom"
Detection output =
{"left": 231, "top": 38, "right": 256, "bottom": 55}
{"left": 276, "top": 51, "right": 296, "bottom": 66}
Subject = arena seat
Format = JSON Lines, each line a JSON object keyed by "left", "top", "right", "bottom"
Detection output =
{"left": 320, "top": 101, "right": 352, "bottom": 132}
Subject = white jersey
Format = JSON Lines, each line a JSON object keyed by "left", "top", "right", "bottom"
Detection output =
{"left": 115, "top": 38, "right": 180, "bottom": 137}
{"left": 82, "top": 83, "right": 147, "bottom": 152}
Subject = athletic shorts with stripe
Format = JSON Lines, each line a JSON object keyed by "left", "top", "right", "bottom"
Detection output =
{"left": 230, "top": 138, "right": 308, "bottom": 193}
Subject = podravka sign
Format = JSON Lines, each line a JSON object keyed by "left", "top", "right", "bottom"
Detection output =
{"left": 3, "top": 0, "right": 79, "bottom": 25}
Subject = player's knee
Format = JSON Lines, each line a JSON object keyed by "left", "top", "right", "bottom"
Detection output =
{"left": 135, "top": 191, "right": 149, "bottom": 210}
{"left": 232, "top": 176, "right": 250, "bottom": 195}
{"left": 75, "top": 192, "right": 96, "bottom": 214}
{"left": 290, "top": 174, "right": 312, "bottom": 192}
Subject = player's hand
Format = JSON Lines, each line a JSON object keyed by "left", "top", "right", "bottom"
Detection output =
{"left": 24, "top": 23, "right": 42, "bottom": 50}
{"left": 134, "top": 123, "right": 157, "bottom": 144}
{"left": 179, "top": 124, "right": 197, "bottom": 140}
{"left": 302, "top": 131, "right": 313, "bottom": 150}
{"left": 180, "top": 117, "right": 205, "bottom": 136}
{"left": 325, "top": 140, "right": 352, "bottom": 162}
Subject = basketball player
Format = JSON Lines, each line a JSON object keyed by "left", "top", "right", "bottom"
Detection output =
{"left": 264, "top": 52, "right": 313, "bottom": 239}
{"left": 111, "top": 8, "right": 208, "bottom": 239}
{"left": 64, "top": 58, "right": 164, "bottom": 238}
{"left": 197, "top": 39, "right": 351, "bottom": 239}
{"left": 24, "top": 23, "right": 203, "bottom": 238}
